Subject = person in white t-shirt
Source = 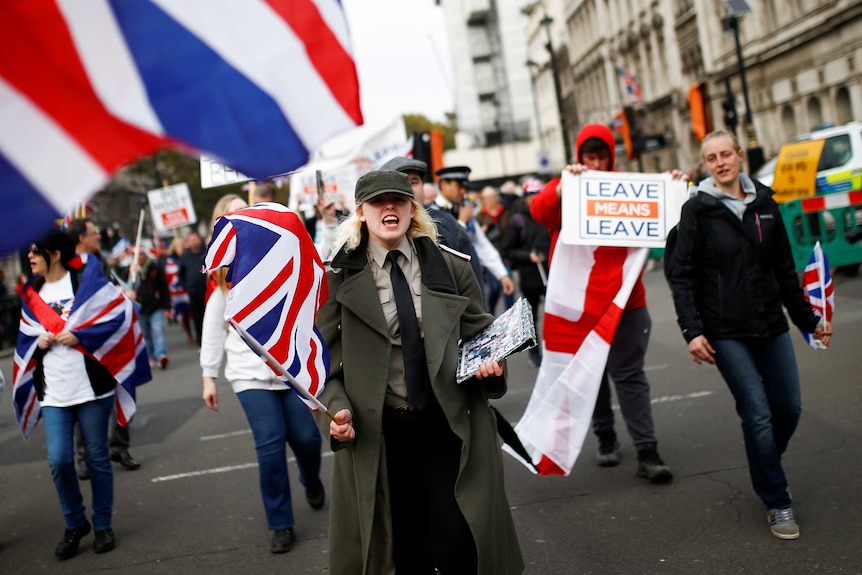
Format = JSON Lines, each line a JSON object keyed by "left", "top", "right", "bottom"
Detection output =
{"left": 25, "top": 230, "right": 117, "bottom": 560}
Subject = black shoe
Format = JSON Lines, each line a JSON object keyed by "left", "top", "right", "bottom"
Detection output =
{"left": 55, "top": 520, "right": 91, "bottom": 560}
{"left": 596, "top": 434, "right": 620, "bottom": 467}
{"left": 93, "top": 529, "right": 116, "bottom": 554}
{"left": 305, "top": 481, "right": 325, "bottom": 510}
{"left": 111, "top": 451, "right": 141, "bottom": 470}
{"left": 270, "top": 528, "right": 296, "bottom": 553}
{"left": 636, "top": 445, "right": 673, "bottom": 483}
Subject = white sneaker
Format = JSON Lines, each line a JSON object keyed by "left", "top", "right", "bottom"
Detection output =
{"left": 768, "top": 507, "right": 800, "bottom": 540}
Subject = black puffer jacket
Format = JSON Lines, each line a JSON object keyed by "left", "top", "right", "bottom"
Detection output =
{"left": 503, "top": 199, "right": 550, "bottom": 298}
{"left": 669, "top": 180, "right": 819, "bottom": 343}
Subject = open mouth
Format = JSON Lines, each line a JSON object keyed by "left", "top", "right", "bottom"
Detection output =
{"left": 382, "top": 215, "right": 399, "bottom": 228}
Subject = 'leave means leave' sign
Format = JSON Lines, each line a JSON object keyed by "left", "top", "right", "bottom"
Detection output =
{"left": 560, "top": 171, "right": 688, "bottom": 248}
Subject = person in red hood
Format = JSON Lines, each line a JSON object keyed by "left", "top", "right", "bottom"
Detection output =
{"left": 531, "top": 123, "right": 680, "bottom": 483}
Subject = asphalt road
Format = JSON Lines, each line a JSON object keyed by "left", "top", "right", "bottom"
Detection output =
{"left": 1, "top": 266, "right": 860, "bottom": 574}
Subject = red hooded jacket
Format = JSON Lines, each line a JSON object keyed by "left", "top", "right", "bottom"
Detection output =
{"left": 530, "top": 123, "right": 646, "bottom": 310}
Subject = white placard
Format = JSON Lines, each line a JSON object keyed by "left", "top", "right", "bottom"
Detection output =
{"left": 147, "top": 183, "right": 198, "bottom": 233}
{"left": 560, "top": 171, "right": 688, "bottom": 248}
{"left": 200, "top": 155, "right": 251, "bottom": 189}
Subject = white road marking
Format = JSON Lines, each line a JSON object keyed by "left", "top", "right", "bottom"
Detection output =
{"left": 151, "top": 452, "right": 334, "bottom": 483}
{"left": 199, "top": 429, "right": 252, "bottom": 441}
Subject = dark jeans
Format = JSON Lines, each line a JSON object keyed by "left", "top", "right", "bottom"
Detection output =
{"left": 383, "top": 406, "right": 478, "bottom": 575}
{"left": 188, "top": 293, "right": 205, "bottom": 347}
{"left": 711, "top": 333, "right": 801, "bottom": 509}
{"left": 236, "top": 389, "right": 322, "bottom": 530}
{"left": 591, "top": 307, "right": 657, "bottom": 449}
{"left": 43, "top": 397, "right": 114, "bottom": 531}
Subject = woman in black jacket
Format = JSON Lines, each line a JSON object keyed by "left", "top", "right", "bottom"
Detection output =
{"left": 669, "top": 130, "right": 832, "bottom": 541}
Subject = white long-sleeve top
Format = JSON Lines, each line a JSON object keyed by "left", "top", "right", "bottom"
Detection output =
{"left": 200, "top": 287, "right": 289, "bottom": 393}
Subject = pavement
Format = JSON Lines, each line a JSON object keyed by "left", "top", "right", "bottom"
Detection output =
{"left": 0, "top": 266, "right": 860, "bottom": 574}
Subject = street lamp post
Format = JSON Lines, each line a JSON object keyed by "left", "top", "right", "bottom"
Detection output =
{"left": 722, "top": 2, "right": 764, "bottom": 172}
{"left": 526, "top": 59, "right": 547, "bottom": 150}
{"left": 539, "top": 15, "right": 572, "bottom": 164}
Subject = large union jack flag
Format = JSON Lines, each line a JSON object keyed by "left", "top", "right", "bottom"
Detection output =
{"left": 204, "top": 203, "right": 329, "bottom": 409}
{"left": 801, "top": 241, "right": 834, "bottom": 349}
{"left": 0, "top": 0, "right": 363, "bottom": 255}
{"left": 505, "top": 244, "right": 647, "bottom": 476}
{"left": 13, "top": 254, "right": 151, "bottom": 438}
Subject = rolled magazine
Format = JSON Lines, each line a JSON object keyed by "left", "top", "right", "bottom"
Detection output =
{"left": 456, "top": 297, "right": 538, "bottom": 384}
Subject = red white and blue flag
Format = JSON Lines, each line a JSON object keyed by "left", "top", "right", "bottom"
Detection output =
{"left": 204, "top": 202, "right": 329, "bottom": 409}
{"left": 504, "top": 245, "right": 647, "bottom": 476}
{"left": 13, "top": 254, "right": 151, "bottom": 438}
{"left": 615, "top": 63, "right": 644, "bottom": 108}
{"left": 0, "top": 0, "right": 363, "bottom": 255}
{"left": 801, "top": 241, "right": 834, "bottom": 349}
{"left": 165, "top": 256, "right": 191, "bottom": 322}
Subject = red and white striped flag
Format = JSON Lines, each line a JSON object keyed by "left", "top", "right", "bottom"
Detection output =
{"left": 505, "top": 245, "right": 648, "bottom": 475}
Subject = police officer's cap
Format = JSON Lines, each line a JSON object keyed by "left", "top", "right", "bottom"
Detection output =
{"left": 435, "top": 166, "right": 471, "bottom": 182}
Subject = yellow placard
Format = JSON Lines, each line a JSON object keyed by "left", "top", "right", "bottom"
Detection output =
{"left": 771, "top": 140, "right": 825, "bottom": 203}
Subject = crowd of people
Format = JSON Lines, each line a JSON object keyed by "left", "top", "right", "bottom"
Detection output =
{"left": 4, "top": 125, "right": 833, "bottom": 570}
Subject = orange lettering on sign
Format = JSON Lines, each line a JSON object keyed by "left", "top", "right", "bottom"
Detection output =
{"left": 586, "top": 200, "right": 657, "bottom": 218}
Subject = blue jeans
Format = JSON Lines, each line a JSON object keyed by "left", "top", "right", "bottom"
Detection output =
{"left": 236, "top": 389, "right": 323, "bottom": 530}
{"left": 712, "top": 333, "right": 801, "bottom": 509}
{"left": 42, "top": 396, "right": 115, "bottom": 531}
{"left": 139, "top": 309, "right": 167, "bottom": 359}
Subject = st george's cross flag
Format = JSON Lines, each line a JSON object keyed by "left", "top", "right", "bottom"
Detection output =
{"left": 13, "top": 254, "right": 151, "bottom": 438}
{"left": 0, "top": 0, "right": 363, "bottom": 255}
{"left": 204, "top": 203, "right": 329, "bottom": 410}
{"left": 801, "top": 241, "right": 834, "bottom": 349}
{"left": 504, "top": 245, "right": 648, "bottom": 476}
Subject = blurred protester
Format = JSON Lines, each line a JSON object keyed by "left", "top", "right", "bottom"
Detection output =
{"left": 177, "top": 231, "right": 206, "bottom": 346}
{"left": 200, "top": 194, "right": 324, "bottom": 554}
{"left": 68, "top": 218, "right": 141, "bottom": 478}
{"left": 316, "top": 170, "right": 523, "bottom": 574}
{"left": 503, "top": 183, "right": 550, "bottom": 367}
{"left": 128, "top": 251, "right": 171, "bottom": 370}
{"left": 435, "top": 165, "right": 515, "bottom": 310}
{"left": 165, "top": 237, "right": 192, "bottom": 342}
{"left": 477, "top": 185, "right": 515, "bottom": 313}
{"left": 499, "top": 179, "right": 522, "bottom": 211}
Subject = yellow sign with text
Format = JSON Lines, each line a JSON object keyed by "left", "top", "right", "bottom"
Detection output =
{"left": 771, "top": 140, "right": 825, "bottom": 203}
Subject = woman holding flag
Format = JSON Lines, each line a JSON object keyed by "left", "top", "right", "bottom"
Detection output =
{"left": 17, "top": 230, "right": 119, "bottom": 559}
{"left": 200, "top": 194, "right": 325, "bottom": 554}
{"left": 316, "top": 170, "right": 523, "bottom": 575}
{"left": 668, "top": 130, "right": 833, "bottom": 540}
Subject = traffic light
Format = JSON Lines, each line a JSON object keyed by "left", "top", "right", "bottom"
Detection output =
{"left": 613, "top": 106, "right": 640, "bottom": 160}
{"left": 722, "top": 96, "right": 738, "bottom": 132}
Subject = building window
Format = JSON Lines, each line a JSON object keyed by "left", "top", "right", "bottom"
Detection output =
{"left": 835, "top": 87, "right": 853, "bottom": 125}
{"left": 781, "top": 105, "right": 796, "bottom": 140}
{"left": 807, "top": 96, "right": 823, "bottom": 131}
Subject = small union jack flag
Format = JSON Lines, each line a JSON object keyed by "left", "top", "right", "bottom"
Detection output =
{"left": 204, "top": 202, "right": 329, "bottom": 409}
{"left": 615, "top": 63, "right": 644, "bottom": 108}
{"left": 13, "top": 254, "right": 151, "bottom": 438}
{"left": 801, "top": 241, "right": 834, "bottom": 349}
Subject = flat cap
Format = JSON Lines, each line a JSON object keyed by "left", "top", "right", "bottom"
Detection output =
{"left": 380, "top": 156, "right": 427, "bottom": 177}
{"left": 354, "top": 170, "right": 414, "bottom": 205}
{"left": 435, "top": 165, "right": 471, "bottom": 182}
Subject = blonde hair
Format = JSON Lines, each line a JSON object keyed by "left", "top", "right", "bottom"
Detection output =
{"left": 210, "top": 193, "right": 248, "bottom": 291}
{"left": 701, "top": 130, "right": 741, "bottom": 158}
{"left": 330, "top": 198, "right": 438, "bottom": 259}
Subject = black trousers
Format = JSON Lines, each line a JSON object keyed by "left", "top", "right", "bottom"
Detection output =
{"left": 382, "top": 405, "right": 478, "bottom": 575}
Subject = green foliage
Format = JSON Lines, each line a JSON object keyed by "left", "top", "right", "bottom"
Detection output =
{"left": 403, "top": 113, "right": 456, "bottom": 150}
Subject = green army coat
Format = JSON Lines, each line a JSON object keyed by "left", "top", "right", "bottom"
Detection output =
{"left": 314, "top": 235, "right": 524, "bottom": 575}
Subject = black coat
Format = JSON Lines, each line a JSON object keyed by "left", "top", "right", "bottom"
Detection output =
{"left": 502, "top": 203, "right": 550, "bottom": 298}
{"left": 669, "top": 181, "right": 819, "bottom": 343}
